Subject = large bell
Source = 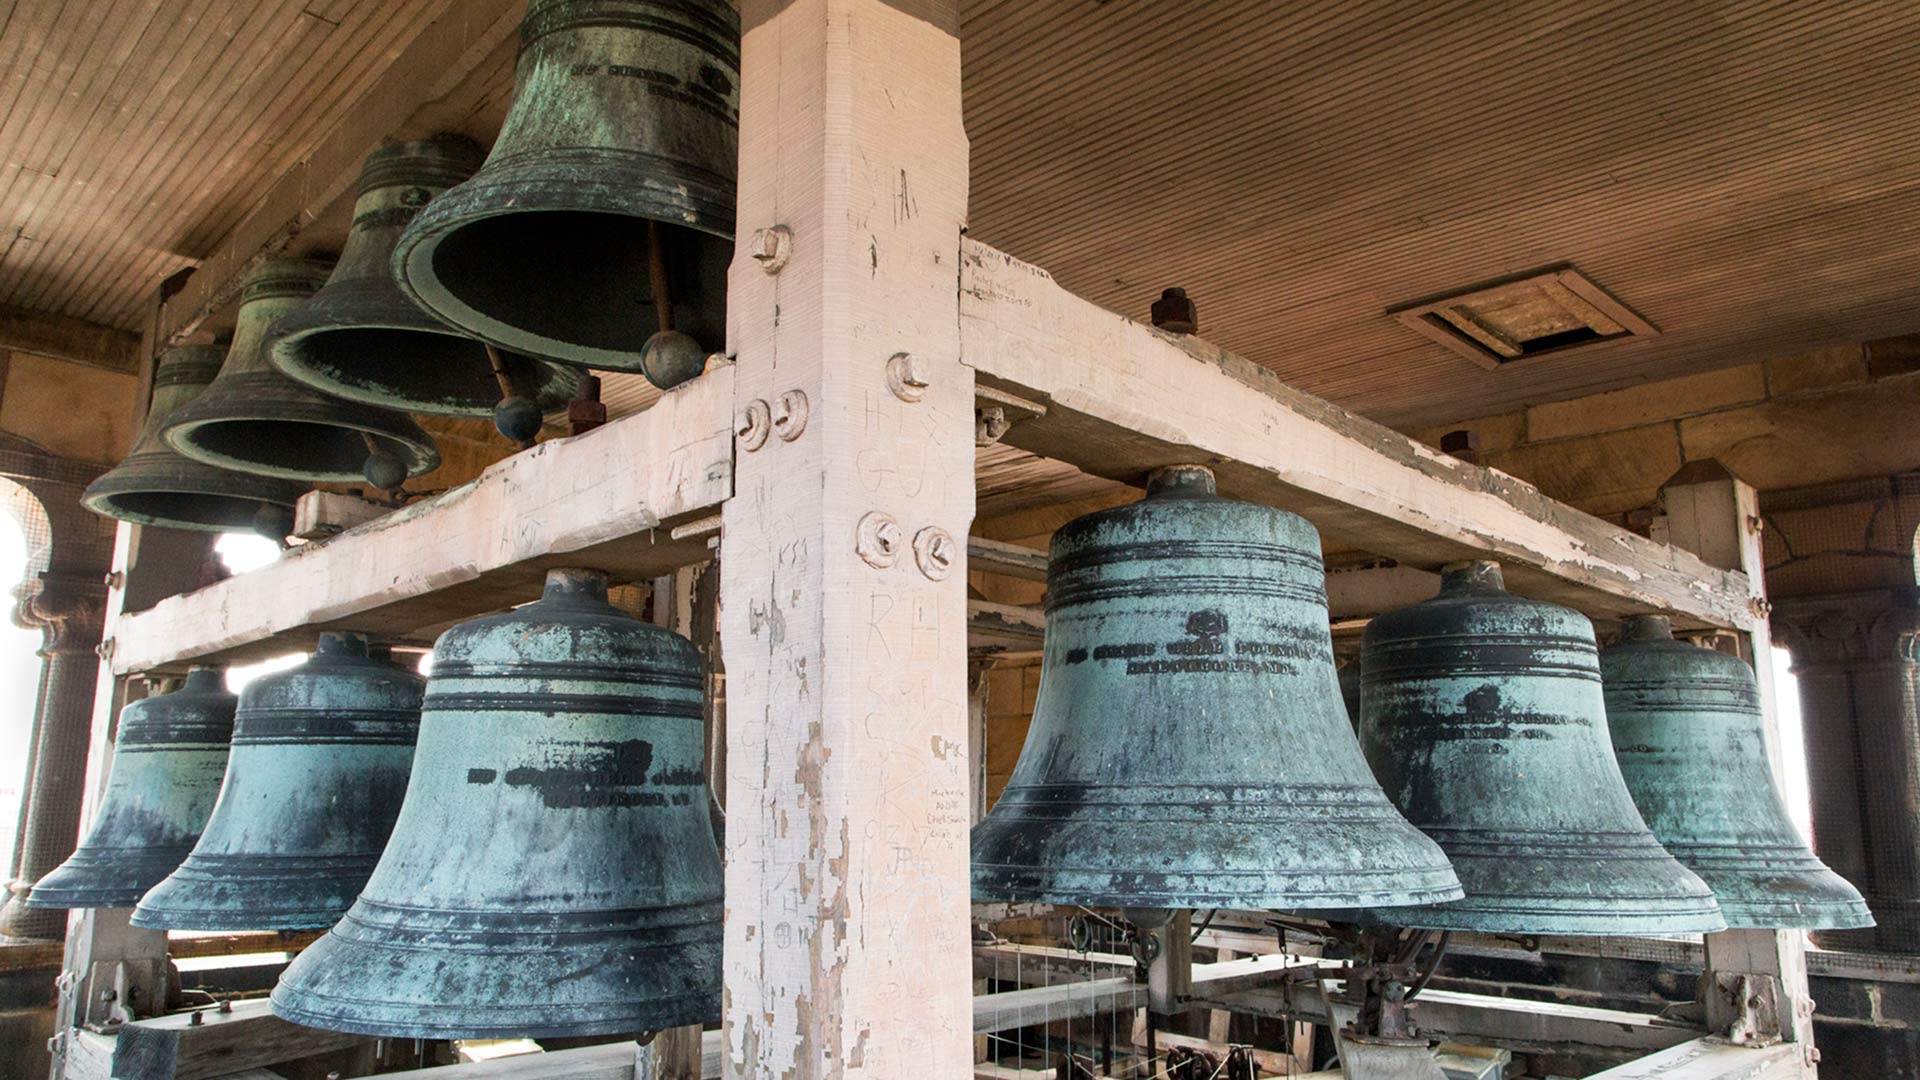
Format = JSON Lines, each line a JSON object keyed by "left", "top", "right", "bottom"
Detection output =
{"left": 271, "top": 568, "right": 723, "bottom": 1038}
{"left": 133, "top": 634, "right": 422, "bottom": 929}
{"left": 269, "top": 137, "right": 580, "bottom": 416}
{"left": 24, "top": 670, "right": 236, "bottom": 909}
{"left": 163, "top": 259, "right": 441, "bottom": 483}
{"left": 971, "top": 466, "right": 1461, "bottom": 911}
{"left": 1604, "top": 615, "right": 1873, "bottom": 930}
{"left": 391, "top": 0, "right": 739, "bottom": 375}
{"left": 1358, "top": 561, "right": 1725, "bottom": 934}
{"left": 81, "top": 344, "right": 305, "bottom": 536}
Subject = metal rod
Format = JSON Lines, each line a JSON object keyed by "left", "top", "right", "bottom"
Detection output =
{"left": 484, "top": 343, "right": 518, "bottom": 400}
{"left": 648, "top": 219, "right": 675, "bottom": 332}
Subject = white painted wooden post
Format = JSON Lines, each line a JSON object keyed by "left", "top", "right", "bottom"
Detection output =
{"left": 719, "top": 0, "right": 974, "bottom": 1075}
{"left": 1657, "top": 461, "right": 1819, "bottom": 1078}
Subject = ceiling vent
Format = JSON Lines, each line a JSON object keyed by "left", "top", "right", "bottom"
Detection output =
{"left": 1390, "top": 265, "right": 1656, "bottom": 369}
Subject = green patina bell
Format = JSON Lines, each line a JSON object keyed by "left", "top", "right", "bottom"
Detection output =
{"left": 972, "top": 466, "right": 1461, "bottom": 911}
{"left": 269, "top": 137, "right": 580, "bottom": 417}
{"left": 133, "top": 634, "right": 422, "bottom": 930}
{"left": 1604, "top": 615, "right": 1873, "bottom": 930}
{"left": 163, "top": 259, "right": 441, "bottom": 484}
{"left": 1358, "top": 561, "right": 1725, "bottom": 934}
{"left": 81, "top": 344, "right": 305, "bottom": 536}
{"left": 25, "top": 670, "right": 236, "bottom": 909}
{"left": 391, "top": 0, "right": 738, "bottom": 375}
{"left": 272, "top": 568, "right": 723, "bottom": 1039}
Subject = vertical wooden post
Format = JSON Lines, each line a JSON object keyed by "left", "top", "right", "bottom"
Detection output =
{"left": 719, "top": 0, "right": 973, "bottom": 1075}
{"left": 1657, "top": 460, "right": 1819, "bottom": 1077}
{"left": 49, "top": 523, "right": 181, "bottom": 1079}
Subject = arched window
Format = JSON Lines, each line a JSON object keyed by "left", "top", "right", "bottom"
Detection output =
{"left": 0, "top": 479, "right": 52, "bottom": 875}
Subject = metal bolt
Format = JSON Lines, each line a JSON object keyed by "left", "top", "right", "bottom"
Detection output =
{"left": 1150, "top": 286, "right": 1198, "bottom": 334}
{"left": 736, "top": 399, "right": 772, "bottom": 451}
{"left": 751, "top": 225, "right": 793, "bottom": 274}
{"left": 1747, "top": 514, "right": 1765, "bottom": 534}
{"left": 772, "top": 390, "right": 810, "bottom": 442}
{"left": 103, "top": 570, "right": 124, "bottom": 589}
{"left": 217, "top": 998, "right": 232, "bottom": 1014}
{"left": 885, "top": 353, "right": 929, "bottom": 403}
{"left": 856, "top": 512, "right": 904, "bottom": 569}
{"left": 913, "top": 527, "right": 956, "bottom": 581}
{"left": 975, "top": 406, "right": 1012, "bottom": 446}
{"left": 189, "top": 1011, "right": 203, "bottom": 1026}
{"left": 96, "top": 638, "right": 115, "bottom": 660}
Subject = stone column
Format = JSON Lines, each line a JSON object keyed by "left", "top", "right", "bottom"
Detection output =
{"left": 0, "top": 573, "right": 108, "bottom": 941}
{"left": 1777, "top": 588, "right": 1920, "bottom": 952}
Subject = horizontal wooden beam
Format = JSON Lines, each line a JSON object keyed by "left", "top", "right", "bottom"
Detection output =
{"left": 0, "top": 303, "right": 141, "bottom": 372}
{"left": 959, "top": 240, "right": 1757, "bottom": 631}
{"left": 107, "top": 367, "right": 736, "bottom": 673}
{"left": 967, "top": 599, "right": 1046, "bottom": 653}
{"left": 1585, "top": 1038, "right": 1801, "bottom": 1080}
{"left": 104, "top": 998, "right": 368, "bottom": 1080}
{"left": 972, "top": 955, "right": 1304, "bottom": 1034}
{"left": 1203, "top": 979, "right": 1703, "bottom": 1059}
{"left": 968, "top": 536, "right": 1049, "bottom": 581}
{"left": 158, "top": 0, "right": 522, "bottom": 344}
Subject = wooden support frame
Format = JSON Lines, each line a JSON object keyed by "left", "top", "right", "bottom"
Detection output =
{"left": 959, "top": 239, "right": 1756, "bottom": 631}
{"left": 104, "top": 367, "right": 735, "bottom": 672}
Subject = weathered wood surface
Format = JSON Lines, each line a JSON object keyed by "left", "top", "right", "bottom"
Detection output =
{"left": 106, "top": 367, "right": 735, "bottom": 674}
{"left": 102, "top": 998, "right": 367, "bottom": 1080}
{"left": 717, "top": 0, "right": 976, "bottom": 1076}
{"left": 1204, "top": 978, "right": 1703, "bottom": 1058}
{"left": 1585, "top": 1038, "right": 1801, "bottom": 1080}
{"left": 972, "top": 955, "right": 1304, "bottom": 1034}
{"left": 157, "top": 0, "right": 526, "bottom": 346}
{"left": 959, "top": 239, "right": 1758, "bottom": 631}
{"left": 0, "top": 303, "right": 141, "bottom": 371}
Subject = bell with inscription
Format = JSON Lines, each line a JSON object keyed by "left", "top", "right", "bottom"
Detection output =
{"left": 272, "top": 568, "right": 723, "bottom": 1038}
{"left": 1604, "top": 615, "right": 1872, "bottom": 930}
{"left": 25, "top": 670, "right": 236, "bottom": 910}
{"left": 133, "top": 634, "right": 423, "bottom": 929}
{"left": 269, "top": 137, "right": 579, "bottom": 419}
{"left": 1358, "top": 562, "right": 1725, "bottom": 934}
{"left": 392, "top": 0, "right": 738, "bottom": 377}
{"left": 81, "top": 344, "right": 305, "bottom": 537}
{"left": 163, "top": 259, "right": 441, "bottom": 485}
{"left": 971, "top": 466, "right": 1461, "bottom": 912}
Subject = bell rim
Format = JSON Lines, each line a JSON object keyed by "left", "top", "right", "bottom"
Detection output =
{"left": 161, "top": 371, "right": 443, "bottom": 483}
{"left": 81, "top": 456, "right": 306, "bottom": 532}
{"left": 1360, "top": 902, "right": 1731, "bottom": 935}
{"left": 25, "top": 847, "right": 203, "bottom": 910}
{"left": 392, "top": 151, "right": 735, "bottom": 373}
{"left": 267, "top": 282, "right": 584, "bottom": 417}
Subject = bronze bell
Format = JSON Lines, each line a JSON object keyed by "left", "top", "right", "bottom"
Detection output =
{"left": 972, "top": 466, "right": 1461, "bottom": 912}
{"left": 82, "top": 344, "right": 305, "bottom": 537}
{"left": 391, "top": 0, "right": 739, "bottom": 377}
{"left": 25, "top": 670, "right": 236, "bottom": 909}
{"left": 132, "top": 634, "right": 423, "bottom": 930}
{"left": 272, "top": 568, "right": 723, "bottom": 1038}
{"left": 1604, "top": 615, "right": 1873, "bottom": 930}
{"left": 269, "top": 137, "right": 580, "bottom": 418}
{"left": 1357, "top": 561, "right": 1725, "bottom": 934}
{"left": 163, "top": 259, "right": 441, "bottom": 484}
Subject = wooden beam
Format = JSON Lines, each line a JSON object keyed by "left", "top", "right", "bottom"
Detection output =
{"left": 971, "top": 955, "right": 1305, "bottom": 1035}
{"left": 157, "top": 0, "right": 524, "bottom": 345}
{"left": 968, "top": 536, "right": 1049, "bottom": 581}
{"left": 402, "top": 1043, "right": 637, "bottom": 1080}
{"left": 718, "top": 0, "right": 975, "bottom": 1075}
{"left": 104, "top": 367, "right": 735, "bottom": 674}
{"left": 958, "top": 240, "right": 1758, "bottom": 631}
{"left": 104, "top": 998, "right": 368, "bottom": 1080}
{"left": 1584, "top": 1038, "right": 1801, "bottom": 1080}
{"left": 0, "top": 304, "right": 141, "bottom": 372}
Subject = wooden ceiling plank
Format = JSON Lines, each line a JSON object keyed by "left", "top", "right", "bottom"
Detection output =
{"left": 39, "top": 1, "right": 396, "bottom": 319}
{"left": 2, "top": 0, "right": 300, "bottom": 315}
{"left": 157, "top": 0, "right": 523, "bottom": 345}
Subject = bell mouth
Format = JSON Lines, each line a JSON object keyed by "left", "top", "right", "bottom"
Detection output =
{"left": 401, "top": 209, "right": 731, "bottom": 373}
{"left": 170, "top": 418, "right": 435, "bottom": 483}
{"left": 84, "top": 489, "right": 292, "bottom": 532}
{"left": 276, "top": 325, "right": 578, "bottom": 417}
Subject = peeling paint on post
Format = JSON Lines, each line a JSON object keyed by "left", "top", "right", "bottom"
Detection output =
{"left": 719, "top": 0, "right": 974, "bottom": 1075}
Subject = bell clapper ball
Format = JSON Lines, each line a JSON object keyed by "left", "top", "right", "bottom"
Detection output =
{"left": 363, "top": 446, "right": 409, "bottom": 493}
{"left": 641, "top": 330, "right": 706, "bottom": 391}
{"left": 494, "top": 395, "right": 544, "bottom": 446}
